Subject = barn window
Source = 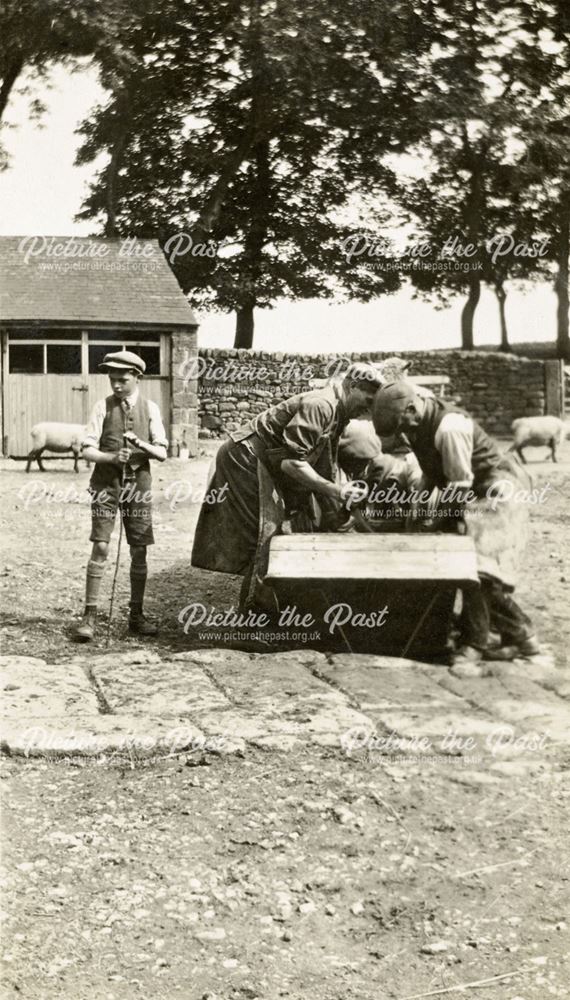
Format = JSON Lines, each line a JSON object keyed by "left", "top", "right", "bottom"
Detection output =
{"left": 8, "top": 343, "right": 43, "bottom": 373}
{"left": 46, "top": 344, "right": 82, "bottom": 374}
{"left": 89, "top": 344, "right": 114, "bottom": 373}
{"left": 8, "top": 333, "right": 83, "bottom": 374}
{"left": 133, "top": 345, "right": 160, "bottom": 375}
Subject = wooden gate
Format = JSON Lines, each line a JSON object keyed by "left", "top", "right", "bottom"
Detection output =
{"left": 2, "top": 331, "right": 170, "bottom": 457}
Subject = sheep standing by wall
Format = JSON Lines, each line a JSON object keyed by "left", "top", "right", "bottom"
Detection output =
{"left": 26, "top": 423, "right": 87, "bottom": 473}
{"left": 509, "top": 416, "right": 568, "bottom": 463}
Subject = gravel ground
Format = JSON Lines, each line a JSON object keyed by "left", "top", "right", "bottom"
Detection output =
{"left": 1, "top": 440, "right": 569, "bottom": 999}
{"left": 2, "top": 749, "right": 569, "bottom": 1000}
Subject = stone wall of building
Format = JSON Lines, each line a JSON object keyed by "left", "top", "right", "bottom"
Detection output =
{"left": 170, "top": 328, "right": 199, "bottom": 456}
{"left": 196, "top": 349, "right": 547, "bottom": 437}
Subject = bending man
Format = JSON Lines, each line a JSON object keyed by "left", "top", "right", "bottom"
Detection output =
{"left": 372, "top": 381, "right": 541, "bottom": 666}
{"left": 192, "top": 364, "right": 383, "bottom": 608}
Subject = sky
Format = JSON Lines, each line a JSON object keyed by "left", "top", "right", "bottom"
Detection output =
{"left": 0, "top": 63, "right": 558, "bottom": 355}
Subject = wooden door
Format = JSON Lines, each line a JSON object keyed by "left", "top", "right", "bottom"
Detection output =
{"left": 5, "top": 374, "right": 87, "bottom": 455}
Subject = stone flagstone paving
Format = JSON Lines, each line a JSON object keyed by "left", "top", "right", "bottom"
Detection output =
{"left": 1, "top": 648, "right": 568, "bottom": 774}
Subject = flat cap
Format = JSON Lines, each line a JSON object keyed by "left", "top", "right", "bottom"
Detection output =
{"left": 99, "top": 350, "right": 146, "bottom": 375}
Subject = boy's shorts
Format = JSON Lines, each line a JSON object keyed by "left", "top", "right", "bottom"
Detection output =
{"left": 89, "top": 472, "right": 154, "bottom": 546}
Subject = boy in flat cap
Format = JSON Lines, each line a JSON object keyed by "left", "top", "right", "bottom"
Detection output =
{"left": 73, "top": 351, "right": 168, "bottom": 642}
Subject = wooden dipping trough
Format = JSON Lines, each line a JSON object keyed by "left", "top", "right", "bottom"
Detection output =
{"left": 266, "top": 533, "right": 479, "bottom": 661}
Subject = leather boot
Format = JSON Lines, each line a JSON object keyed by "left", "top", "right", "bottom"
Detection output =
{"left": 483, "top": 634, "right": 542, "bottom": 661}
{"left": 128, "top": 611, "right": 158, "bottom": 636}
{"left": 73, "top": 608, "right": 97, "bottom": 642}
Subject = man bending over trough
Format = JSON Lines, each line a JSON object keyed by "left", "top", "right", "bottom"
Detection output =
{"left": 191, "top": 363, "right": 383, "bottom": 608}
{"left": 372, "top": 381, "right": 542, "bottom": 667}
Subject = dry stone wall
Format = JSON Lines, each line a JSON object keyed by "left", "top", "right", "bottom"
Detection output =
{"left": 197, "top": 349, "right": 546, "bottom": 437}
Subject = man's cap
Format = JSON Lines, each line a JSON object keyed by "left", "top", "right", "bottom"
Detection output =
{"left": 344, "top": 362, "right": 385, "bottom": 391}
{"left": 99, "top": 350, "right": 146, "bottom": 375}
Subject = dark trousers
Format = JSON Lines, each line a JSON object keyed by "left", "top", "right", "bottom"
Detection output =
{"left": 460, "top": 577, "right": 533, "bottom": 650}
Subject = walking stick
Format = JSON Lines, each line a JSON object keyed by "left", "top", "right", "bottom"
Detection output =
{"left": 105, "top": 445, "right": 128, "bottom": 648}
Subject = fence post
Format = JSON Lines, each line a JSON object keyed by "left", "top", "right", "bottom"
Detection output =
{"left": 544, "top": 359, "right": 564, "bottom": 417}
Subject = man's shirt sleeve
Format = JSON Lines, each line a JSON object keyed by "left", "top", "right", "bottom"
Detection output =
{"left": 148, "top": 400, "right": 169, "bottom": 449}
{"left": 434, "top": 412, "right": 474, "bottom": 486}
{"left": 82, "top": 400, "right": 105, "bottom": 449}
{"left": 281, "top": 397, "right": 336, "bottom": 460}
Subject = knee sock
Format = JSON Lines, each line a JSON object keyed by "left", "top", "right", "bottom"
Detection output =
{"left": 130, "top": 563, "right": 147, "bottom": 615}
{"left": 85, "top": 560, "right": 105, "bottom": 611}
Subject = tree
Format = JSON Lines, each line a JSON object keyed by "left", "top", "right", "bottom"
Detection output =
{"left": 0, "top": 0, "right": 134, "bottom": 172}
{"left": 390, "top": 0, "right": 568, "bottom": 351}
{"left": 0, "top": 0, "right": 133, "bottom": 120}
{"left": 512, "top": 0, "right": 570, "bottom": 359}
{"left": 75, "top": 0, "right": 437, "bottom": 346}
{"left": 390, "top": 1, "right": 511, "bottom": 348}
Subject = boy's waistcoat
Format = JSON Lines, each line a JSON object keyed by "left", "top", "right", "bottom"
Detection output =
{"left": 91, "top": 395, "right": 151, "bottom": 488}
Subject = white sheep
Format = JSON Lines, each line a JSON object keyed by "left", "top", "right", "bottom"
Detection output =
{"left": 508, "top": 415, "right": 568, "bottom": 463}
{"left": 26, "top": 423, "right": 87, "bottom": 473}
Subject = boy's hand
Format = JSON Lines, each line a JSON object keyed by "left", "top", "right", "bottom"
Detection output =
{"left": 113, "top": 448, "right": 131, "bottom": 465}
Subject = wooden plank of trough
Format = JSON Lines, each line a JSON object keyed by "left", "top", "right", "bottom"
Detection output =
{"left": 267, "top": 533, "right": 478, "bottom": 583}
{"left": 270, "top": 535, "right": 474, "bottom": 551}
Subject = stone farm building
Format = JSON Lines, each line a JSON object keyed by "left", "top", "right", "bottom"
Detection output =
{"left": 0, "top": 237, "right": 199, "bottom": 458}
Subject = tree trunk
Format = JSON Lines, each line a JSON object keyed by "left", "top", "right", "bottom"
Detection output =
{"left": 103, "top": 91, "right": 131, "bottom": 237}
{"left": 555, "top": 188, "right": 570, "bottom": 361}
{"left": 458, "top": 108, "right": 486, "bottom": 352}
{"left": 231, "top": 8, "right": 270, "bottom": 353}
{"left": 0, "top": 53, "right": 25, "bottom": 121}
{"left": 104, "top": 131, "right": 128, "bottom": 236}
{"left": 461, "top": 275, "right": 480, "bottom": 350}
{"left": 195, "top": 126, "right": 255, "bottom": 238}
{"left": 234, "top": 305, "right": 254, "bottom": 348}
{"left": 494, "top": 282, "right": 510, "bottom": 351}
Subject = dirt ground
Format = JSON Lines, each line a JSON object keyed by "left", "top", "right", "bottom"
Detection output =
{"left": 1, "top": 439, "right": 569, "bottom": 665}
{"left": 1, "top": 441, "right": 569, "bottom": 999}
{"left": 2, "top": 750, "right": 569, "bottom": 1000}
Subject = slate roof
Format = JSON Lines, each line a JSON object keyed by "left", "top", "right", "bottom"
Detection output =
{"left": 0, "top": 237, "right": 198, "bottom": 329}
